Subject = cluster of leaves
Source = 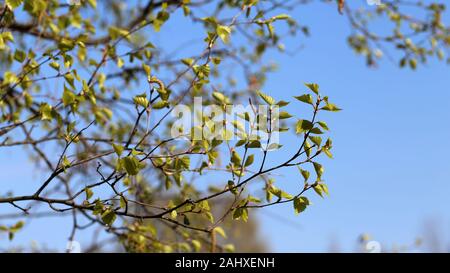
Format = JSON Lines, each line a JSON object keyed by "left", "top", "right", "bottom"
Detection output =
{"left": 342, "top": 0, "right": 450, "bottom": 68}
{"left": 0, "top": 0, "right": 332, "bottom": 252}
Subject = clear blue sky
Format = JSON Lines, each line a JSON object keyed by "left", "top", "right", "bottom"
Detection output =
{"left": 1, "top": 0, "right": 450, "bottom": 252}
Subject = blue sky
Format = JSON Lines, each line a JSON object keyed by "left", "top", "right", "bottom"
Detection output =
{"left": 256, "top": 1, "right": 450, "bottom": 252}
{"left": 1, "top": 0, "right": 450, "bottom": 252}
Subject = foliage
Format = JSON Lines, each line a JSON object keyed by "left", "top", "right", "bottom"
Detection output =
{"left": 0, "top": 0, "right": 448, "bottom": 252}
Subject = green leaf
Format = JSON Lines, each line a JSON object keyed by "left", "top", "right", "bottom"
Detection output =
{"left": 269, "top": 186, "right": 293, "bottom": 200}
{"left": 3, "top": 71, "right": 18, "bottom": 84}
{"left": 266, "top": 23, "right": 274, "bottom": 39}
{"left": 212, "top": 91, "right": 228, "bottom": 104}
{"left": 13, "top": 50, "right": 26, "bottom": 63}
{"left": 62, "top": 155, "right": 71, "bottom": 169}
{"left": 296, "top": 119, "right": 313, "bottom": 134}
{"left": 64, "top": 73, "right": 75, "bottom": 88}
{"left": 117, "top": 57, "right": 124, "bottom": 68}
{"left": 152, "top": 100, "right": 169, "bottom": 109}
{"left": 112, "top": 143, "right": 124, "bottom": 157}
{"left": 409, "top": 58, "right": 417, "bottom": 70}
{"left": 6, "top": 0, "right": 23, "bottom": 10}
{"left": 191, "top": 239, "right": 201, "bottom": 252}
{"left": 142, "top": 63, "right": 151, "bottom": 78}
{"left": 321, "top": 103, "right": 342, "bottom": 112}
{"left": 278, "top": 111, "right": 293, "bottom": 119}
{"left": 180, "top": 156, "right": 190, "bottom": 169}
{"left": 277, "top": 100, "right": 290, "bottom": 107}
{"left": 213, "top": 227, "right": 227, "bottom": 238}
{"left": 309, "top": 136, "right": 322, "bottom": 147}
{"left": 323, "top": 147, "right": 333, "bottom": 158}
{"left": 58, "top": 38, "right": 75, "bottom": 51}
{"left": 310, "top": 127, "right": 324, "bottom": 134}
{"left": 224, "top": 244, "right": 235, "bottom": 253}
{"left": 256, "top": 90, "right": 275, "bottom": 105}
{"left": 108, "top": 26, "right": 129, "bottom": 40}
{"left": 303, "top": 141, "right": 311, "bottom": 157}
{"left": 247, "top": 140, "right": 261, "bottom": 148}
{"left": 228, "top": 180, "right": 238, "bottom": 195}
{"left": 198, "top": 200, "right": 210, "bottom": 211}
{"left": 181, "top": 58, "right": 194, "bottom": 66}
{"left": 62, "top": 86, "right": 76, "bottom": 106}
{"left": 232, "top": 207, "right": 248, "bottom": 222}
{"left": 247, "top": 195, "right": 261, "bottom": 204}
{"left": 236, "top": 139, "right": 246, "bottom": 147}
{"left": 267, "top": 143, "right": 282, "bottom": 150}
{"left": 10, "top": 221, "right": 24, "bottom": 232}
{"left": 272, "top": 14, "right": 290, "bottom": 21}
{"left": 39, "top": 103, "right": 53, "bottom": 121}
{"left": 231, "top": 150, "right": 241, "bottom": 166}
{"left": 216, "top": 25, "right": 231, "bottom": 44}
{"left": 85, "top": 188, "right": 93, "bottom": 200}
{"left": 170, "top": 209, "right": 177, "bottom": 219}
{"left": 87, "top": 0, "right": 97, "bottom": 8}
{"left": 212, "top": 57, "right": 221, "bottom": 65}
{"left": 133, "top": 96, "right": 149, "bottom": 108}
{"left": 231, "top": 120, "right": 245, "bottom": 132}
{"left": 120, "top": 156, "right": 141, "bottom": 176}
{"left": 119, "top": 198, "right": 132, "bottom": 212}
{"left": 101, "top": 209, "right": 116, "bottom": 226}
{"left": 313, "top": 186, "right": 322, "bottom": 197}
{"left": 0, "top": 31, "right": 14, "bottom": 42}
{"left": 244, "top": 154, "right": 254, "bottom": 167}
{"left": 298, "top": 167, "right": 310, "bottom": 181}
{"left": 294, "top": 94, "right": 313, "bottom": 105}
{"left": 321, "top": 183, "right": 329, "bottom": 195}
{"left": 313, "top": 162, "right": 324, "bottom": 178}
{"left": 23, "top": 92, "right": 33, "bottom": 107}
{"left": 318, "top": 121, "right": 329, "bottom": 131}
{"left": 293, "top": 197, "right": 309, "bottom": 214}
{"left": 49, "top": 61, "right": 60, "bottom": 71}
{"left": 305, "top": 83, "right": 319, "bottom": 94}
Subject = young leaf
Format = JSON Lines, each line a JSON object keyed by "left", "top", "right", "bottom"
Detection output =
{"left": 213, "top": 227, "right": 227, "bottom": 239}
{"left": 313, "top": 162, "right": 324, "bottom": 178}
{"left": 232, "top": 207, "right": 248, "bottom": 222}
{"left": 279, "top": 111, "right": 293, "bottom": 119}
{"left": 244, "top": 154, "right": 254, "bottom": 167}
{"left": 305, "top": 83, "right": 319, "bottom": 94}
{"left": 39, "top": 103, "right": 53, "bottom": 121}
{"left": 133, "top": 96, "right": 149, "bottom": 108}
{"left": 216, "top": 25, "right": 231, "bottom": 44}
{"left": 191, "top": 240, "right": 201, "bottom": 252}
{"left": 6, "top": 0, "right": 23, "bottom": 10}
{"left": 101, "top": 209, "right": 117, "bottom": 226}
{"left": 321, "top": 103, "right": 342, "bottom": 112}
{"left": 318, "top": 121, "right": 329, "bottom": 131}
{"left": 256, "top": 90, "right": 275, "bottom": 105}
{"left": 112, "top": 143, "right": 124, "bottom": 157}
{"left": 120, "top": 156, "right": 142, "bottom": 176}
{"left": 294, "top": 94, "right": 313, "bottom": 105}
{"left": 293, "top": 197, "right": 310, "bottom": 214}
{"left": 231, "top": 150, "right": 241, "bottom": 166}
{"left": 85, "top": 188, "right": 93, "bottom": 200}
{"left": 296, "top": 119, "right": 313, "bottom": 134}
